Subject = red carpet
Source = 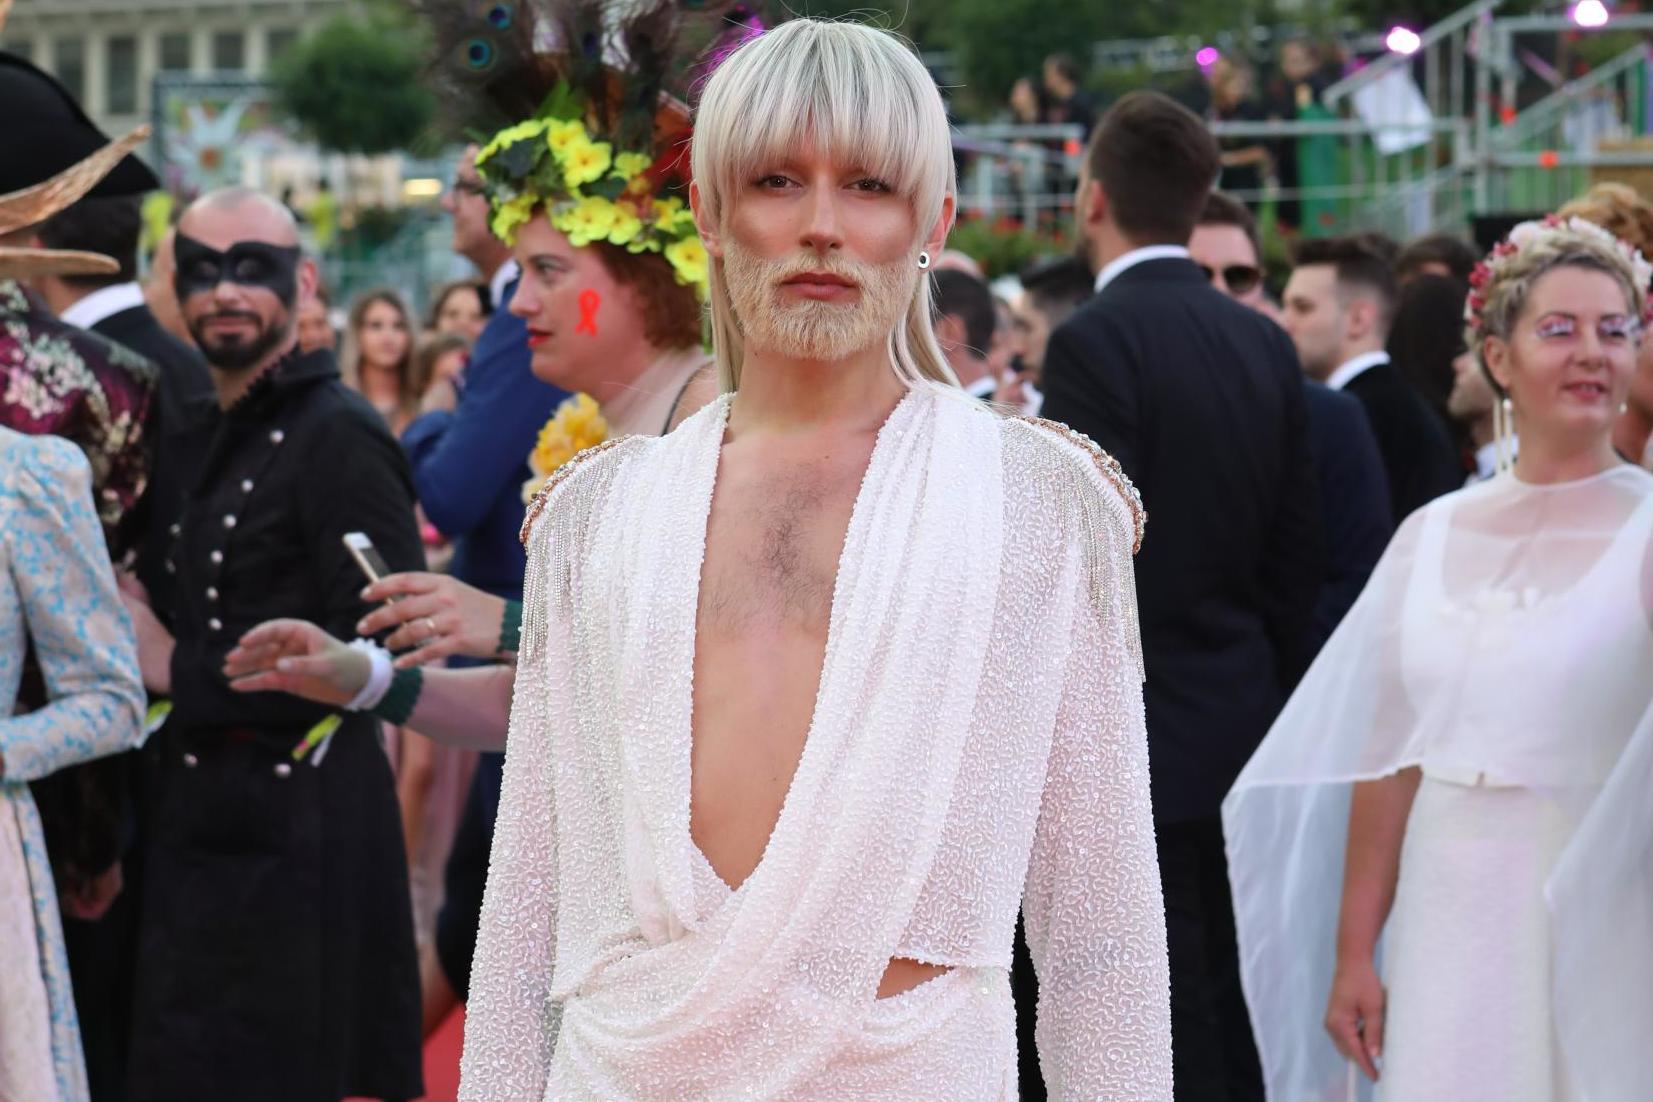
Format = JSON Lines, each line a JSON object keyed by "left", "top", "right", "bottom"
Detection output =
{"left": 342, "top": 1004, "right": 464, "bottom": 1102}
{"left": 420, "top": 1006, "right": 466, "bottom": 1102}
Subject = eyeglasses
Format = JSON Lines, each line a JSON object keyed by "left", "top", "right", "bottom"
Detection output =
{"left": 1198, "top": 263, "right": 1263, "bottom": 295}
{"left": 451, "top": 179, "right": 487, "bottom": 199}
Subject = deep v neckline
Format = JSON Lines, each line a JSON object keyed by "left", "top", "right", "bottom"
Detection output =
{"left": 685, "top": 388, "right": 922, "bottom": 898}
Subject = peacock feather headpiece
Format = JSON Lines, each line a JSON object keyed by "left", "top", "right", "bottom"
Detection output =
{"left": 414, "top": 0, "right": 765, "bottom": 298}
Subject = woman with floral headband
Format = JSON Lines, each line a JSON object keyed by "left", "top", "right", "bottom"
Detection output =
{"left": 1224, "top": 215, "right": 1653, "bottom": 1101}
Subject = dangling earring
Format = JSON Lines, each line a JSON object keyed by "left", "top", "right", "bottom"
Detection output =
{"left": 917, "top": 251, "right": 931, "bottom": 270}
{"left": 1494, "top": 395, "right": 1516, "bottom": 474}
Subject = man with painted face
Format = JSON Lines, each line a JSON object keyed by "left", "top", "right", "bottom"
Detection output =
{"left": 118, "top": 187, "right": 424, "bottom": 1102}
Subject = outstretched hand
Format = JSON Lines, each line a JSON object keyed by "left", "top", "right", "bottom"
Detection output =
{"left": 222, "top": 619, "right": 368, "bottom": 708}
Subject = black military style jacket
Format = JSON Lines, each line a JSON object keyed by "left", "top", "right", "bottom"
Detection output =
{"left": 162, "top": 346, "right": 422, "bottom": 731}
{"left": 128, "top": 346, "right": 425, "bottom": 1102}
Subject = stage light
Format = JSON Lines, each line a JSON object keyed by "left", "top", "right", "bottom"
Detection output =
{"left": 1196, "top": 47, "right": 1220, "bottom": 69}
{"left": 401, "top": 178, "right": 443, "bottom": 199}
{"left": 1572, "top": 0, "right": 1611, "bottom": 28}
{"left": 1386, "top": 26, "right": 1423, "bottom": 55}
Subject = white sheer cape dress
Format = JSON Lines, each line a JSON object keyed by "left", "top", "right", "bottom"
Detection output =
{"left": 1223, "top": 464, "right": 1653, "bottom": 1101}
{"left": 457, "top": 387, "right": 1172, "bottom": 1100}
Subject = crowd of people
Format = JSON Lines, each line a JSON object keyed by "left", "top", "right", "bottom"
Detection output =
{"left": 2, "top": 5, "right": 1651, "bottom": 1102}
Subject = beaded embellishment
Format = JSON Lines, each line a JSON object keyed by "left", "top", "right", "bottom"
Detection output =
{"left": 1014, "top": 416, "right": 1146, "bottom": 553}
{"left": 518, "top": 435, "right": 640, "bottom": 662}
{"left": 519, "top": 435, "right": 637, "bottom": 547}
{"left": 1010, "top": 415, "right": 1147, "bottom": 681}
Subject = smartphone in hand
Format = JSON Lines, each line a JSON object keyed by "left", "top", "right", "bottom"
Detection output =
{"left": 342, "top": 532, "right": 394, "bottom": 591}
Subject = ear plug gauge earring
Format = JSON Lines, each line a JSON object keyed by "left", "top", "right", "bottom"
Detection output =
{"left": 917, "top": 252, "right": 931, "bottom": 270}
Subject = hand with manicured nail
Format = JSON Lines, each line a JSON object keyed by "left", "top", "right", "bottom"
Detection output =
{"left": 222, "top": 619, "right": 368, "bottom": 707}
{"left": 355, "top": 571, "right": 509, "bottom": 669}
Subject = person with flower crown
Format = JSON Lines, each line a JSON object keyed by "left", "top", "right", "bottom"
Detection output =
{"left": 223, "top": 12, "right": 1171, "bottom": 1099}
{"left": 379, "top": 3, "right": 722, "bottom": 1037}
{"left": 1225, "top": 214, "right": 1653, "bottom": 1101}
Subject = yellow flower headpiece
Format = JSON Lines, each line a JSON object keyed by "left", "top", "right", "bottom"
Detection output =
{"left": 475, "top": 85, "right": 708, "bottom": 299}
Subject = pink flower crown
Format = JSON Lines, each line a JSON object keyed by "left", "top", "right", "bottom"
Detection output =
{"left": 1465, "top": 213, "right": 1653, "bottom": 334}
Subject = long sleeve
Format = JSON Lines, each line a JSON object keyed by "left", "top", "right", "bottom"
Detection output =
{"left": 0, "top": 436, "right": 144, "bottom": 782}
{"left": 1259, "top": 344, "right": 1327, "bottom": 688}
{"left": 402, "top": 301, "right": 566, "bottom": 539}
{"left": 457, "top": 517, "right": 564, "bottom": 1101}
{"left": 1023, "top": 561, "right": 1172, "bottom": 1099}
{"left": 1306, "top": 385, "right": 1392, "bottom": 654}
{"left": 297, "top": 407, "right": 425, "bottom": 643}
{"left": 1040, "top": 316, "right": 1144, "bottom": 489}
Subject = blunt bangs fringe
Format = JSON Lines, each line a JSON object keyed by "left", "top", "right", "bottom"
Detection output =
{"left": 693, "top": 18, "right": 961, "bottom": 393}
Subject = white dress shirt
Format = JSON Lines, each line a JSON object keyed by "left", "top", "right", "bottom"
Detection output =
{"left": 1092, "top": 245, "right": 1192, "bottom": 296}
{"left": 1469, "top": 436, "right": 1518, "bottom": 485}
{"left": 59, "top": 282, "right": 146, "bottom": 330}
{"left": 1323, "top": 350, "right": 1391, "bottom": 392}
{"left": 488, "top": 260, "right": 521, "bottom": 314}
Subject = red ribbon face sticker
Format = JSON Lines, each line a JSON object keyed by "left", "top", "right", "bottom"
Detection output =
{"left": 575, "top": 289, "right": 601, "bottom": 336}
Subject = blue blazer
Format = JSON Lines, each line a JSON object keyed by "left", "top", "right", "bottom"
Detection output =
{"left": 402, "top": 277, "right": 569, "bottom": 599}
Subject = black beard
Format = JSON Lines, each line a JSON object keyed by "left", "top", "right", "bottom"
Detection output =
{"left": 189, "top": 313, "right": 291, "bottom": 372}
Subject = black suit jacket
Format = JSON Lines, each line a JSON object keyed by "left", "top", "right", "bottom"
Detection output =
{"left": 1301, "top": 380, "right": 1391, "bottom": 658}
{"left": 1339, "top": 358, "right": 1462, "bottom": 525}
{"left": 92, "top": 303, "right": 214, "bottom": 616}
{"left": 1041, "top": 257, "right": 1324, "bottom": 823}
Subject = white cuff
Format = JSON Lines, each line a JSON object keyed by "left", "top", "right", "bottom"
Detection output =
{"left": 344, "top": 639, "right": 394, "bottom": 712}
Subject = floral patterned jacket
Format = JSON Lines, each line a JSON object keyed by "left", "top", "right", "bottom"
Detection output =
{"left": 0, "top": 280, "right": 157, "bottom": 556}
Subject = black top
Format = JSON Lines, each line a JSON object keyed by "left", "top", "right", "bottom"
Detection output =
{"left": 163, "top": 347, "right": 424, "bottom": 732}
{"left": 94, "top": 302, "right": 215, "bottom": 617}
{"left": 1041, "top": 257, "right": 1325, "bottom": 823}
{"left": 1340, "top": 358, "right": 1463, "bottom": 525}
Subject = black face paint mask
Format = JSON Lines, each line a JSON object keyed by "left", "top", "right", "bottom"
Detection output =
{"left": 173, "top": 232, "right": 302, "bottom": 306}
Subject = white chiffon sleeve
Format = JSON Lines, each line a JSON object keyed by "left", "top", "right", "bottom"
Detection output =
{"left": 456, "top": 516, "right": 567, "bottom": 1102}
{"left": 1023, "top": 527, "right": 1172, "bottom": 1100}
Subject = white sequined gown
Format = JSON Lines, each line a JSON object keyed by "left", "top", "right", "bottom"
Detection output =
{"left": 1225, "top": 464, "right": 1653, "bottom": 1102}
{"left": 459, "top": 387, "right": 1172, "bottom": 1100}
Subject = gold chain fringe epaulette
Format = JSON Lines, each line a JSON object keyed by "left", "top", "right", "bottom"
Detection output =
{"left": 1014, "top": 416, "right": 1146, "bottom": 553}
{"left": 519, "top": 435, "right": 636, "bottom": 547}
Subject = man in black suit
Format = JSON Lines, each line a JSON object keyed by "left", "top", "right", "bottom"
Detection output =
{"left": 1282, "top": 235, "right": 1463, "bottom": 524}
{"left": 1039, "top": 91, "right": 1324, "bottom": 1101}
{"left": 1191, "top": 192, "right": 1392, "bottom": 656}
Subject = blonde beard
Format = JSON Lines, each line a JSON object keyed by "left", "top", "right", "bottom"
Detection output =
{"left": 721, "top": 239, "right": 916, "bottom": 362}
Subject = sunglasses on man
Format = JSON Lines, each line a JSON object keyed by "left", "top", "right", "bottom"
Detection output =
{"left": 1197, "top": 263, "right": 1263, "bottom": 296}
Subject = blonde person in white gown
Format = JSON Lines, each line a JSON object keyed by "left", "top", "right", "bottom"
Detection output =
{"left": 220, "top": 17, "right": 1171, "bottom": 1101}
{"left": 1224, "top": 215, "right": 1653, "bottom": 1102}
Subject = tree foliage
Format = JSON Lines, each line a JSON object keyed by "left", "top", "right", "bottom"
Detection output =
{"left": 776, "top": 0, "right": 1254, "bottom": 114}
{"left": 270, "top": 12, "right": 435, "bottom": 155}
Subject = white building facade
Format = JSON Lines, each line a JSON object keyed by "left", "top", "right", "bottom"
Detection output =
{"left": 2, "top": 0, "right": 348, "bottom": 134}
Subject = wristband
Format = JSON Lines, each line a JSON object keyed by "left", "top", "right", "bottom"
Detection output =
{"left": 371, "top": 668, "right": 424, "bottom": 727}
{"left": 344, "top": 640, "right": 394, "bottom": 712}
{"left": 499, "top": 599, "right": 523, "bottom": 655}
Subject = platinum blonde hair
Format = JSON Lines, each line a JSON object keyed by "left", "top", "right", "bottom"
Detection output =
{"left": 691, "top": 19, "right": 959, "bottom": 393}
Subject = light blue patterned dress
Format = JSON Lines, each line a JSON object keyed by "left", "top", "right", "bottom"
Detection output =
{"left": 0, "top": 427, "right": 144, "bottom": 1101}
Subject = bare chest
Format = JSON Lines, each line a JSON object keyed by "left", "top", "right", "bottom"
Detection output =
{"left": 688, "top": 448, "right": 867, "bottom": 890}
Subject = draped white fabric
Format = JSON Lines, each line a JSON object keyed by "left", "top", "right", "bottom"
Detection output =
{"left": 1223, "top": 465, "right": 1653, "bottom": 1101}
{"left": 459, "top": 388, "right": 1171, "bottom": 1100}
